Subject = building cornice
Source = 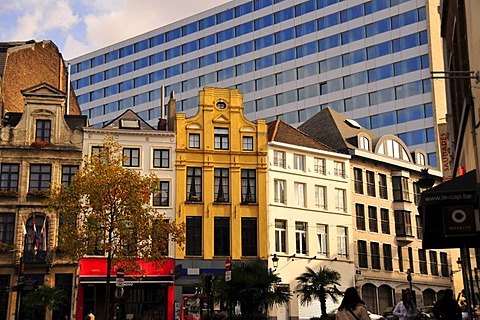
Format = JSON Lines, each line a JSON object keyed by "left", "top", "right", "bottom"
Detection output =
{"left": 268, "top": 141, "right": 350, "bottom": 159}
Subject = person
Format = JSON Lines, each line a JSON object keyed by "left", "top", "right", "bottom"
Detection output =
{"left": 85, "top": 310, "right": 95, "bottom": 320}
{"left": 393, "top": 291, "right": 418, "bottom": 320}
{"left": 336, "top": 287, "right": 370, "bottom": 320}
{"left": 433, "top": 289, "right": 462, "bottom": 320}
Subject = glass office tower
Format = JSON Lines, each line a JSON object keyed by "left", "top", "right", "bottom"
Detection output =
{"left": 68, "top": 0, "right": 444, "bottom": 167}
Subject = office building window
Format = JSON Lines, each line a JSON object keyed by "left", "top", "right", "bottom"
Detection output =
{"left": 368, "top": 206, "right": 378, "bottom": 232}
{"left": 430, "top": 251, "right": 438, "bottom": 276}
{"left": 294, "top": 182, "right": 306, "bottom": 207}
{"left": 0, "top": 213, "right": 15, "bottom": 245}
{"left": 294, "top": 154, "right": 305, "bottom": 171}
{"left": 398, "top": 246, "right": 404, "bottom": 272}
{"left": 317, "top": 224, "right": 328, "bottom": 256}
{"left": 214, "top": 217, "right": 230, "bottom": 256}
{"left": 274, "top": 151, "right": 286, "bottom": 168}
{"left": 380, "top": 208, "right": 390, "bottom": 234}
{"left": 187, "top": 167, "right": 202, "bottom": 202}
{"left": 274, "top": 179, "right": 286, "bottom": 204}
{"left": 408, "top": 247, "right": 414, "bottom": 273}
{"left": 29, "top": 164, "right": 51, "bottom": 192}
{"left": 123, "top": 148, "right": 140, "bottom": 167}
{"left": 1, "top": 164, "right": 19, "bottom": 192}
{"left": 186, "top": 216, "right": 202, "bottom": 256}
{"left": 419, "top": 249, "right": 428, "bottom": 274}
{"left": 354, "top": 168, "right": 363, "bottom": 194}
{"left": 153, "top": 149, "right": 170, "bottom": 168}
{"left": 416, "top": 215, "right": 423, "bottom": 239}
{"left": 153, "top": 181, "right": 170, "bottom": 207}
{"left": 241, "top": 169, "right": 256, "bottom": 203}
{"left": 356, "top": 204, "right": 366, "bottom": 231}
{"left": 394, "top": 210, "right": 413, "bottom": 237}
{"left": 366, "top": 171, "right": 376, "bottom": 196}
{"left": 314, "top": 158, "right": 326, "bottom": 174}
{"left": 295, "top": 222, "right": 307, "bottom": 254}
{"left": 337, "top": 226, "right": 348, "bottom": 257}
{"left": 379, "top": 174, "right": 388, "bottom": 199}
{"left": 243, "top": 136, "right": 254, "bottom": 151}
{"left": 315, "top": 185, "right": 327, "bottom": 209}
{"left": 440, "top": 252, "right": 449, "bottom": 277}
{"left": 242, "top": 218, "right": 257, "bottom": 256}
{"left": 334, "top": 161, "right": 345, "bottom": 177}
{"left": 371, "top": 242, "right": 380, "bottom": 270}
{"left": 383, "top": 244, "right": 393, "bottom": 271}
{"left": 214, "top": 168, "right": 229, "bottom": 202}
{"left": 275, "top": 220, "right": 287, "bottom": 253}
{"left": 189, "top": 133, "right": 200, "bottom": 148}
{"left": 335, "top": 188, "right": 347, "bottom": 212}
{"left": 35, "top": 119, "right": 51, "bottom": 143}
{"left": 358, "top": 240, "right": 368, "bottom": 268}
{"left": 214, "top": 128, "right": 229, "bottom": 150}
{"left": 61, "top": 165, "right": 79, "bottom": 187}
{"left": 392, "top": 176, "right": 410, "bottom": 201}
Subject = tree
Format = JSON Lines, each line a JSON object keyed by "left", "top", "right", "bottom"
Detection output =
{"left": 22, "top": 285, "right": 65, "bottom": 319}
{"left": 210, "top": 260, "right": 291, "bottom": 318}
{"left": 295, "top": 266, "right": 342, "bottom": 319}
{"left": 48, "top": 136, "right": 185, "bottom": 320}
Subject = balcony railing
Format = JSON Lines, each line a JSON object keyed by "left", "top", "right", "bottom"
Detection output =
{"left": 23, "top": 250, "right": 53, "bottom": 264}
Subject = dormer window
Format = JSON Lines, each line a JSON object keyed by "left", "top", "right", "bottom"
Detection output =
{"left": 416, "top": 153, "right": 426, "bottom": 166}
{"left": 36, "top": 120, "right": 51, "bottom": 143}
{"left": 120, "top": 119, "right": 140, "bottom": 129}
{"left": 359, "top": 136, "right": 370, "bottom": 151}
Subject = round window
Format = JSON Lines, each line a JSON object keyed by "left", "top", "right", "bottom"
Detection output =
{"left": 216, "top": 101, "right": 227, "bottom": 109}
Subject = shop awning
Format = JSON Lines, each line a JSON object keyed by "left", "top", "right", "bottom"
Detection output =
{"left": 80, "top": 276, "right": 173, "bottom": 285}
{"left": 419, "top": 170, "right": 480, "bottom": 249}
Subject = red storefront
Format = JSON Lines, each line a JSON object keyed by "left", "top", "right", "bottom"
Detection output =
{"left": 77, "top": 258, "right": 175, "bottom": 320}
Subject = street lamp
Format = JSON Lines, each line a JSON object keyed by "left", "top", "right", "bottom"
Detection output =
{"left": 272, "top": 254, "right": 279, "bottom": 271}
{"left": 417, "top": 168, "right": 435, "bottom": 189}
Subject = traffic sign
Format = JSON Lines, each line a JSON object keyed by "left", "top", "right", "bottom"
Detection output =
{"left": 225, "top": 270, "right": 231, "bottom": 282}
{"left": 225, "top": 257, "right": 231, "bottom": 271}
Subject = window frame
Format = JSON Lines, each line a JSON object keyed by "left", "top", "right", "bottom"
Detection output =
{"left": 334, "top": 161, "right": 345, "bottom": 177}
{"left": 29, "top": 164, "right": 52, "bottom": 192}
{"left": 317, "top": 224, "right": 328, "bottom": 256}
{"left": 242, "top": 136, "right": 254, "bottom": 151}
{"left": 153, "top": 149, "right": 170, "bottom": 168}
{"left": 241, "top": 169, "right": 256, "bottom": 204}
{"left": 315, "top": 185, "right": 327, "bottom": 209}
{"left": 214, "top": 217, "right": 230, "bottom": 256}
{"left": 274, "top": 179, "right": 286, "bottom": 204}
{"left": 0, "top": 163, "right": 20, "bottom": 192}
{"left": 354, "top": 168, "right": 364, "bottom": 194}
{"left": 295, "top": 221, "right": 308, "bottom": 255}
{"left": 0, "top": 213, "right": 15, "bottom": 244}
{"left": 153, "top": 181, "right": 170, "bottom": 207}
{"left": 371, "top": 242, "right": 381, "bottom": 270}
{"left": 61, "top": 165, "right": 79, "bottom": 187}
{"left": 186, "top": 167, "right": 202, "bottom": 202}
{"left": 368, "top": 206, "right": 378, "bottom": 232}
{"left": 123, "top": 147, "right": 140, "bottom": 167}
{"left": 189, "top": 133, "right": 201, "bottom": 149}
{"left": 337, "top": 226, "right": 348, "bottom": 258}
{"left": 358, "top": 240, "right": 368, "bottom": 268}
{"left": 293, "top": 154, "right": 305, "bottom": 171}
{"left": 214, "top": 127, "right": 229, "bottom": 150}
{"left": 380, "top": 208, "right": 390, "bottom": 234}
{"left": 35, "top": 119, "right": 51, "bottom": 143}
{"left": 383, "top": 244, "right": 393, "bottom": 271}
{"left": 214, "top": 168, "right": 229, "bottom": 203}
{"left": 366, "top": 170, "right": 376, "bottom": 196}
{"left": 186, "top": 216, "right": 202, "bottom": 256}
{"left": 242, "top": 217, "right": 258, "bottom": 257}
{"left": 378, "top": 173, "right": 388, "bottom": 199}
{"left": 275, "top": 219, "right": 287, "bottom": 253}
{"left": 356, "top": 203, "right": 366, "bottom": 231}
{"left": 314, "top": 158, "right": 326, "bottom": 175}
{"left": 274, "top": 151, "right": 286, "bottom": 168}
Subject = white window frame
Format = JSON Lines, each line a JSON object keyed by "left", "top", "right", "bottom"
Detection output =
{"left": 317, "top": 224, "right": 328, "bottom": 256}
{"left": 295, "top": 222, "right": 308, "bottom": 255}
{"left": 335, "top": 188, "right": 347, "bottom": 212}
{"left": 337, "top": 226, "right": 348, "bottom": 257}
{"left": 293, "top": 154, "right": 305, "bottom": 171}
{"left": 314, "top": 158, "right": 326, "bottom": 175}
{"left": 294, "top": 182, "right": 306, "bottom": 207}
{"left": 334, "top": 161, "right": 345, "bottom": 177}
{"left": 315, "top": 185, "right": 327, "bottom": 209}
{"left": 273, "top": 151, "right": 286, "bottom": 168}
{"left": 275, "top": 219, "right": 287, "bottom": 253}
{"left": 274, "top": 179, "right": 286, "bottom": 204}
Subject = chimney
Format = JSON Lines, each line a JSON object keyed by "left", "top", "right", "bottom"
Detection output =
{"left": 167, "top": 91, "right": 176, "bottom": 131}
{"left": 157, "top": 118, "right": 167, "bottom": 130}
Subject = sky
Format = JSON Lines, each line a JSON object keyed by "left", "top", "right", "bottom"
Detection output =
{"left": 0, "top": 0, "right": 231, "bottom": 60}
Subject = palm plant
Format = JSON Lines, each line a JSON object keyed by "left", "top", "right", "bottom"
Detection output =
{"left": 295, "top": 266, "right": 342, "bottom": 319}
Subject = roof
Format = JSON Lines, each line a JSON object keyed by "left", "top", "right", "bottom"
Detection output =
{"left": 298, "top": 107, "right": 378, "bottom": 153}
{"left": 267, "top": 119, "right": 337, "bottom": 153}
{"left": 102, "top": 109, "right": 156, "bottom": 130}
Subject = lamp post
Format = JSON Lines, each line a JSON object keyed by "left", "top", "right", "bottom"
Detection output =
{"left": 272, "top": 254, "right": 279, "bottom": 271}
{"left": 406, "top": 269, "right": 413, "bottom": 293}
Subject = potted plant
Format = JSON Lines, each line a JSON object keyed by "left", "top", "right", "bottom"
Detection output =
{"left": 0, "top": 189, "right": 19, "bottom": 198}
{"left": 0, "top": 242, "right": 14, "bottom": 252}
{"left": 31, "top": 140, "right": 50, "bottom": 148}
{"left": 27, "top": 189, "right": 50, "bottom": 198}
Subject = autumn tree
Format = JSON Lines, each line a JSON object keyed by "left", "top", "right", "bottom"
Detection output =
{"left": 48, "top": 136, "right": 185, "bottom": 320}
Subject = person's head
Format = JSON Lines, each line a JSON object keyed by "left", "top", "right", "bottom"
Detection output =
{"left": 402, "top": 291, "right": 415, "bottom": 309}
{"left": 442, "top": 289, "right": 454, "bottom": 300}
{"left": 339, "top": 287, "right": 365, "bottom": 310}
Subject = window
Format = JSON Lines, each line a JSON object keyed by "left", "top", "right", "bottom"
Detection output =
{"left": 394, "top": 210, "right": 413, "bottom": 237}
{"left": 408, "top": 247, "right": 414, "bottom": 273}
{"left": 0, "top": 213, "right": 14, "bottom": 244}
{"left": 294, "top": 182, "right": 306, "bottom": 207}
{"left": 398, "top": 246, "right": 404, "bottom": 272}
{"left": 356, "top": 204, "right": 366, "bottom": 231}
{"left": 1, "top": 164, "right": 19, "bottom": 192}
{"left": 314, "top": 158, "right": 326, "bottom": 174}
{"left": 274, "top": 179, "right": 286, "bottom": 204}
{"left": 243, "top": 136, "right": 254, "bottom": 151}
{"left": 153, "top": 149, "right": 170, "bottom": 168}
{"left": 274, "top": 151, "right": 286, "bottom": 168}
{"left": 294, "top": 154, "right": 305, "bottom": 171}
{"left": 275, "top": 220, "right": 287, "bottom": 253}
{"left": 334, "top": 161, "right": 345, "bottom": 177}
{"left": 187, "top": 167, "right": 202, "bottom": 202}
{"left": 35, "top": 119, "right": 51, "bottom": 143}
{"left": 430, "top": 251, "right": 438, "bottom": 276}
{"left": 29, "top": 164, "right": 51, "bottom": 192}
{"left": 440, "top": 252, "right": 449, "bottom": 277}
{"left": 416, "top": 215, "right": 423, "bottom": 239}
{"left": 358, "top": 240, "right": 368, "bottom": 268}
{"left": 25, "top": 216, "right": 47, "bottom": 252}
{"left": 186, "top": 216, "right": 202, "bottom": 256}
{"left": 61, "top": 165, "right": 78, "bottom": 187}
{"left": 366, "top": 171, "right": 376, "bottom": 196}
{"left": 241, "top": 169, "right": 256, "bottom": 203}
{"left": 123, "top": 148, "right": 140, "bottom": 167}
{"left": 153, "top": 181, "right": 170, "bottom": 206}
{"left": 214, "top": 128, "right": 229, "bottom": 150}
{"left": 214, "top": 217, "right": 230, "bottom": 256}
{"left": 419, "top": 249, "right": 428, "bottom": 274}
{"left": 354, "top": 168, "right": 363, "bottom": 194}
{"left": 413, "top": 182, "right": 421, "bottom": 205}
{"left": 189, "top": 133, "right": 200, "bottom": 148}
{"left": 214, "top": 168, "right": 229, "bottom": 202}
{"left": 368, "top": 206, "right": 378, "bottom": 232}
{"left": 378, "top": 174, "right": 388, "bottom": 199}
{"left": 381, "top": 209, "right": 390, "bottom": 234}
{"left": 335, "top": 188, "right": 347, "bottom": 212}
{"left": 242, "top": 218, "right": 257, "bottom": 256}
{"left": 360, "top": 136, "right": 370, "bottom": 150}
{"left": 371, "top": 242, "right": 380, "bottom": 270}
{"left": 295, "top": 222, "right": 307, "bottom": 254}
{"left": 337, "top": 226, "right": 348, "bottom": 257}
{"left": 383, "top": 244, "right": 393, "bottom": 271}
{"left": 317, "top": 224, "right": 328, "bottom": 256}
{"left": 392, "top": 176, "right": 410, "bottom": 201}
{"left": 315, "top": 185, "right": 327, "bottom": 209}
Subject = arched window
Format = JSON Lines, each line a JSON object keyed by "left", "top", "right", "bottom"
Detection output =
{"left": 362, "top": 283, "right": 378, "bottom": 313}
{"left": 378, "top": 285, "right": 394, "bottom": 314}
{"left": 359, "top": 136, "right": 370, "bottom": 151}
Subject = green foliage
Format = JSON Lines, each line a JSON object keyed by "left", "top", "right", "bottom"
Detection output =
{"left": 22, "top": 285, "right": 66, "bottom": 314}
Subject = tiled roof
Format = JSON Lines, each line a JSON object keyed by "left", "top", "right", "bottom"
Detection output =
{"left": 267, "top": 119, "right": 337, "bottom": 153}
{"left": 102, "top": 109, "right": 157, "bottom": 131}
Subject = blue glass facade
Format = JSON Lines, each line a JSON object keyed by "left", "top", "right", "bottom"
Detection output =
{"left": 69, "top": 0, "right": 438, "bottom": 166}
